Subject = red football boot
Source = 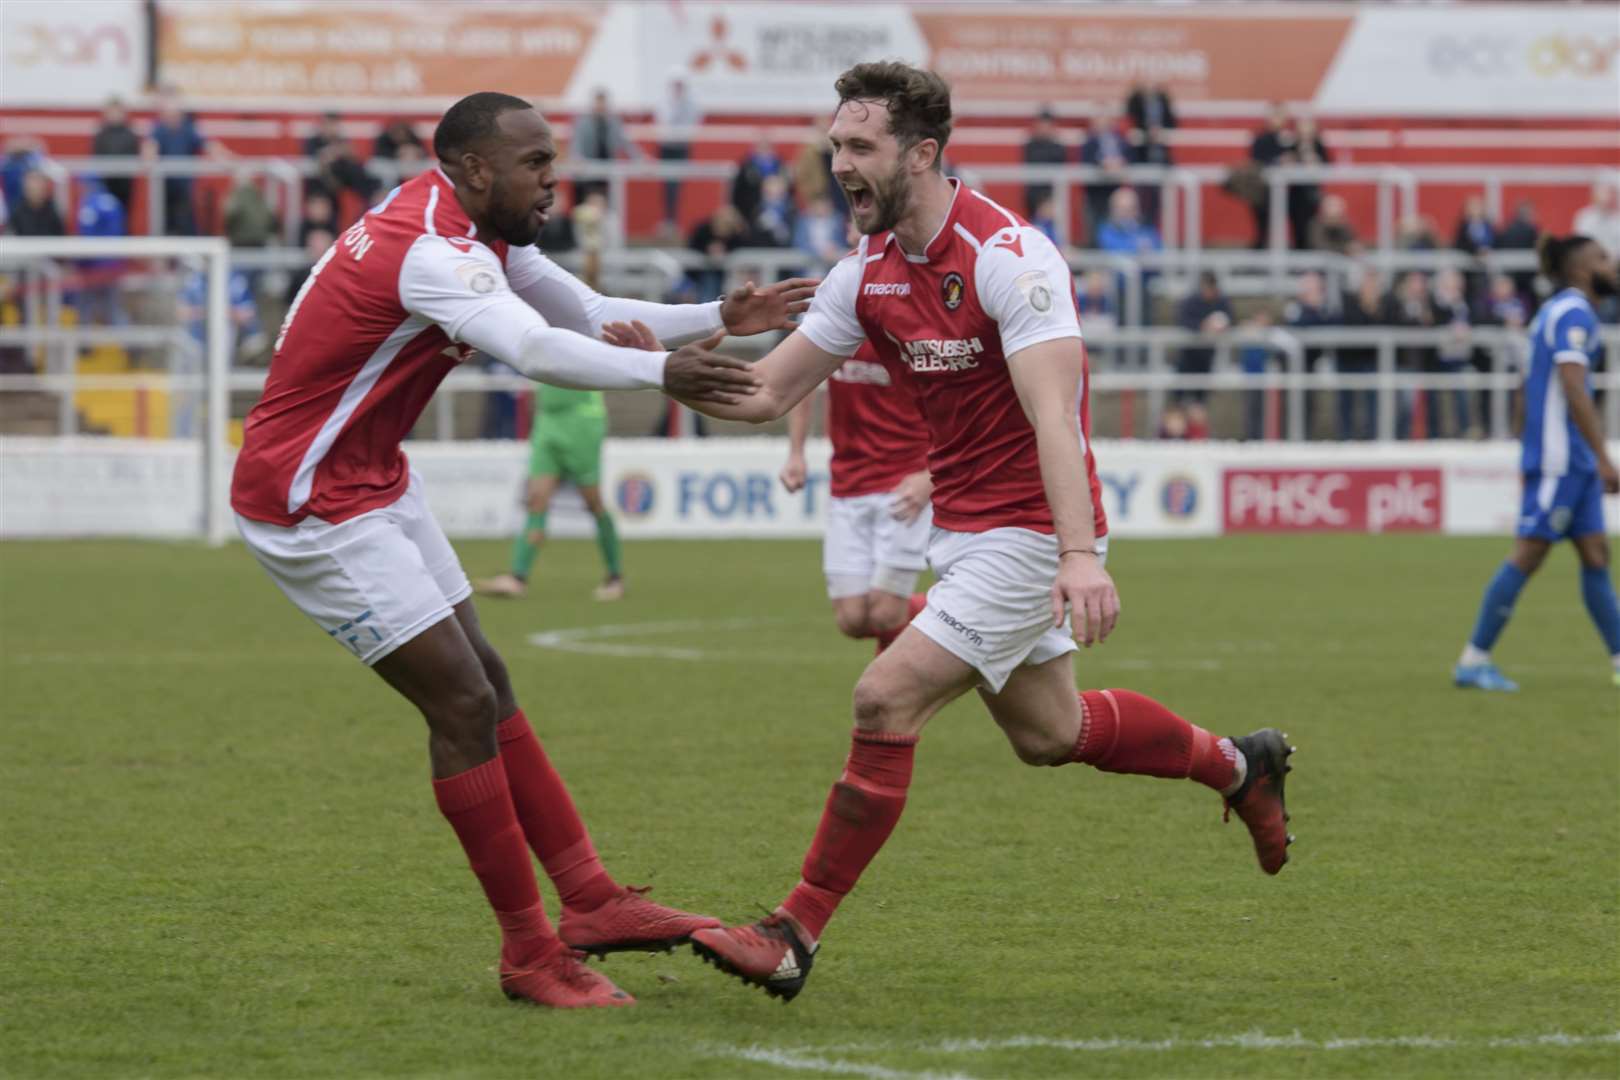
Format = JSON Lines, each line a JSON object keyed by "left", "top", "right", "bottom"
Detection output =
{"left": 690, "top": 911, "right": 816, "bottom": 1003}
{"left": 500, "top": 949, "right": 635, "bottom": 1008}
{"left": 559, "top": 885, "right": 722, "bottom": 958}
{"left": 1224, "top": 728, "right": 1296, "bottom": 875}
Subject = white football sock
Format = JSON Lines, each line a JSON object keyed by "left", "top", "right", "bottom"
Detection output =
{"left": 1460, "top": 644, "right": 1490, "bottom": 667}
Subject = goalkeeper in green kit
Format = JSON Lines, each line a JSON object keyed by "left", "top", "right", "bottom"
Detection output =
{"left": 476, "top": 383, "right": 625, "bottom": 602}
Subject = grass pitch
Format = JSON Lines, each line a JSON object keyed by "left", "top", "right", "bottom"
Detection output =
{"left": 2, "top": 534, "right": 1616, "bottom": 1079}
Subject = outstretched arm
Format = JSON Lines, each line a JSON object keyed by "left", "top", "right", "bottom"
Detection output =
{"left": 505, "top": 246, "right": 817, "bottom": 344}
{"left": 604, "top": 321, "right": 847, "bottom": 422}
{"left": 401, "top": 236, "right": 758, "bottom": 403}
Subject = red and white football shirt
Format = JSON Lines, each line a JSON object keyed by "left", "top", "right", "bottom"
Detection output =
{"left": 825, "top": 340, "right": 930, "bottom": 499}
{"left": 798, "top": 180, "right": 1108, "bottom": 538}
{"left": 232, "top": 169, "right": 632, "bottom": 527}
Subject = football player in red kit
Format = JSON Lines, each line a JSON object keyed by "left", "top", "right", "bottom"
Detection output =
{"left": 612, "top": 62, "right": 1296, "bottom": 1003}
{"left": 232, "top": 92, "right": 816, "bottom": 1008}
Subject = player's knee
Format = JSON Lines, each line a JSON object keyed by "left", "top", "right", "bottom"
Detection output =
{"left": 851, "top": 674, "right": 919, "bottom": 734}
{"left": 432, "top": 677, "right": 500, "bottom": 741}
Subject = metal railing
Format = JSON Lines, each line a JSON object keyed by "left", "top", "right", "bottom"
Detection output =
{"left": 28, "top": 155, "right": 1619, "bottom": 256}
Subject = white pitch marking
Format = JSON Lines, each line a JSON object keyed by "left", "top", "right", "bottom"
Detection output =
{"left": 740, "top": 1030, "right": 1620, "bottom": 1064}
{"left": 526, "top": 616, "right": 808, "bottom": 662}
{"left": 719, "top": 1046, "right": 978, "bottom": 1080}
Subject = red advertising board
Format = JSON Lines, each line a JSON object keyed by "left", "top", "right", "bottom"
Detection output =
{"left": 1223, "top": 468, "right": 1444, "bottom": 533}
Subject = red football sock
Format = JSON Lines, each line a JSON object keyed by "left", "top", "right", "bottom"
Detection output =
{"left": 782, "top": 728, "right": 919, "bottom": 943}
{"left": 432, "top": 757, "right": 560, "bottom": 966}
{"left": 1069, "top": 689, "right": 1239, "bottom": 793}
{"left": 875, "top": 593, "right": 928, "bottom": 653}
{"left": 496, "top": 711, "right": 619, "bottom": 911}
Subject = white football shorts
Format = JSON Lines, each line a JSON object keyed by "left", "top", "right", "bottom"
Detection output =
{"left": 823, "top": 490, "right": 933, "bottom": 600}
{"left": 912, "top": 526, "right": 1111, "bottom": 694}
{"left": 236, "top": 471, "right": 472, "bottom": 665}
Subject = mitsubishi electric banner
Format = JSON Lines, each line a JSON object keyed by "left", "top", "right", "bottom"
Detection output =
{"left": 122, "top": 1, "right": 1618, "bottom": 117}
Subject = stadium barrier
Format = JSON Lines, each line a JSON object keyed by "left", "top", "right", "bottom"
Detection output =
{"left": 28, "top": 155, "right": 1618, "bottom": 253}
{"left": 5, "top": 435, "right": 1616, "bottom": 542}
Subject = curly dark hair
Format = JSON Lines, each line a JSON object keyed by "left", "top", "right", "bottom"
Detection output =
{"left": 834, "top": 61, "right": 952, "bottom": 168}
{"left": 1538, "top": 233, "right": 1596, "bottom": 286}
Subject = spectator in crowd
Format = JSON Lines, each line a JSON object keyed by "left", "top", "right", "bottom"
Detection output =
{"left": 1573, "top": 182, "right": 1620, "bottom": 258}
{"left": 1430, "top": 268, "right": 1477, "bottom": 438}
{"left": 1286, "top": 114, "right": 1329, "bottom": 251}
{"left": 1096, "top": 186, "right": 1161, "bottom": 256}
{"left": 1383, "top": 270, "right": 1438, "bottom": 438}
{"left": 1, "top": 137, "right": 48, "bottom": 210}
{"left": 1029, "top": 195, "right": 1060, "bottom": 246}
{"left": 793, "top": 195, "right": 843, "bottom": 273}
{"left": 1097, "top": 187, "right": 1161, "bottom": 323}
{"left": 1283, "top": 271, "right": 1333, "bottom": 436}
{"left": 224, "top": 171, "right": 277, "bottom": 250}
{"left": 9, "top": 171, "right": 64, "bottom": 236}
{"left": 146, "top": 86, "right": 220, "bottom": 237}
{"left": 792, "top": 114, "right": 841, "bottom": 218}
{"left": 1478, "top": 273, "right": 1527, "bottom": 331}
{"left": 654, "top": 78, "right": 702, "bottom": 236}
{"left": 1306, "top": 193, "right": 1358, "bottom": 255}
{"left": 178, "top": 265, "right": 263, "bottom": 432}
{"left": 1239, "top": 307, "right": 1277, "bottom": 442}
{"left": 1021, "top": 105, "right": 1068, "bottom": 219}
{"left": 752, "top": 173, "right": 795, "bottom": 249}
{"left": 1131, "top": 124, "right": 1173, "bottom": 226}
{"left": 1397, "top": 214, "right": 1441, "bottom": 252}
{"left": 304, "top": 111, "right": 378, "bottom": 213}
{"left": 1125, "top": 83, "right": 1177, "bottom": 141}
{"left": 298, "top": 189, "right": 337, "bottom": 248}
{"left": 570, "top": 88, "right": 643, "bottom": 202}
{"left": 284, "top": 225, "right": 335, "bottom": 305}
{"left": 91, "top": 97, "right": 140, "bottom": 215}
{"left": 1246, "top": 102, "right": 1293, "bottom": 248}
{"left": 1453, "top": 195, "right": 1496, "bottom": 256}
{"left": 1075, "top": 268, "right": 1118, "bottom": 366}
{"left": 1337, "top": 270, "right": 1386, "bottom": 440}
{"left": 731, "top": 135, "right": 783, "bottom": 225}
{"left": 74, "top": 175, "right": 128, "bottom": 327}
{"left": 1075, "top": 269, "right": 1118, "bottom": 332}
{"left": 1079, "top": 109, "right": 1129, "bottom": 243}
{"left": 1496, "top": 199, "right": 1541, "bottom": 299}
{"left": 1170, "top": 270, "right": 1233, "bottom": 440}
{"left": 371, "top": 119, "right": 426, "bottom": 163}
{"left": 687, "top": 204, "right": 750, "bottom": 300}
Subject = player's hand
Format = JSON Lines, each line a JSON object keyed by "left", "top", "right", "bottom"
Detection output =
{"left": 890, "top": 470, "right": 933, "bottom": 523}
{"left": 1601, "top": 458, "right": 1620, "bottom": 495}
{"left": 780, "top": 452, "right": 807, "bottom": 493}
{"left": 720, "top": 278, "right": 821, "bottom": 336}
{"left": 661, "top": 329, "right": 761, "bottom": 405}
{"left": 602, "top": 319, "right": 661, "bottom": 351}
{"left": 1053, "top": 551, "right": 1119, "bottom": 648}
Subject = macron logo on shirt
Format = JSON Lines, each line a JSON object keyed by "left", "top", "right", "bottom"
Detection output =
{"left": 864, "top": 282, "right": 911, "bottom": 296}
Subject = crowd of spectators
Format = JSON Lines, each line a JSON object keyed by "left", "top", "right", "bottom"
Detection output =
{"left": 2, "top": 83, "right": 1613, "bottom": 443}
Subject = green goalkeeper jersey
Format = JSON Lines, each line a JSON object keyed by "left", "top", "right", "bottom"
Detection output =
{"left": 535, "top": 384, "right": 607, "bottom": 417}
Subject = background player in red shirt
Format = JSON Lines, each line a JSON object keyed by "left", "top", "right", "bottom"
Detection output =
{"left": 614, "top": 63, "right": 1296, "bottom": 1002}
{"left": 779, "top": 338, "right": 933, "bottom": 651}
{"left": 231, "top": 93, "right": 815, "bottom": 1009}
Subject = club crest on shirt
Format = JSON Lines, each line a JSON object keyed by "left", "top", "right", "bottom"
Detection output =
{"left": 941, "top": 272, "right": 964, "bottom": 310}
{"left": 1567, "top": 326, "right": 1587, "bottom": 349}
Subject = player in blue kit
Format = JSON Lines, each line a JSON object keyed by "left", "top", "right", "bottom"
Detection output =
{"left": 1455, "top": 234, "right": 1620, "bottom": 691}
